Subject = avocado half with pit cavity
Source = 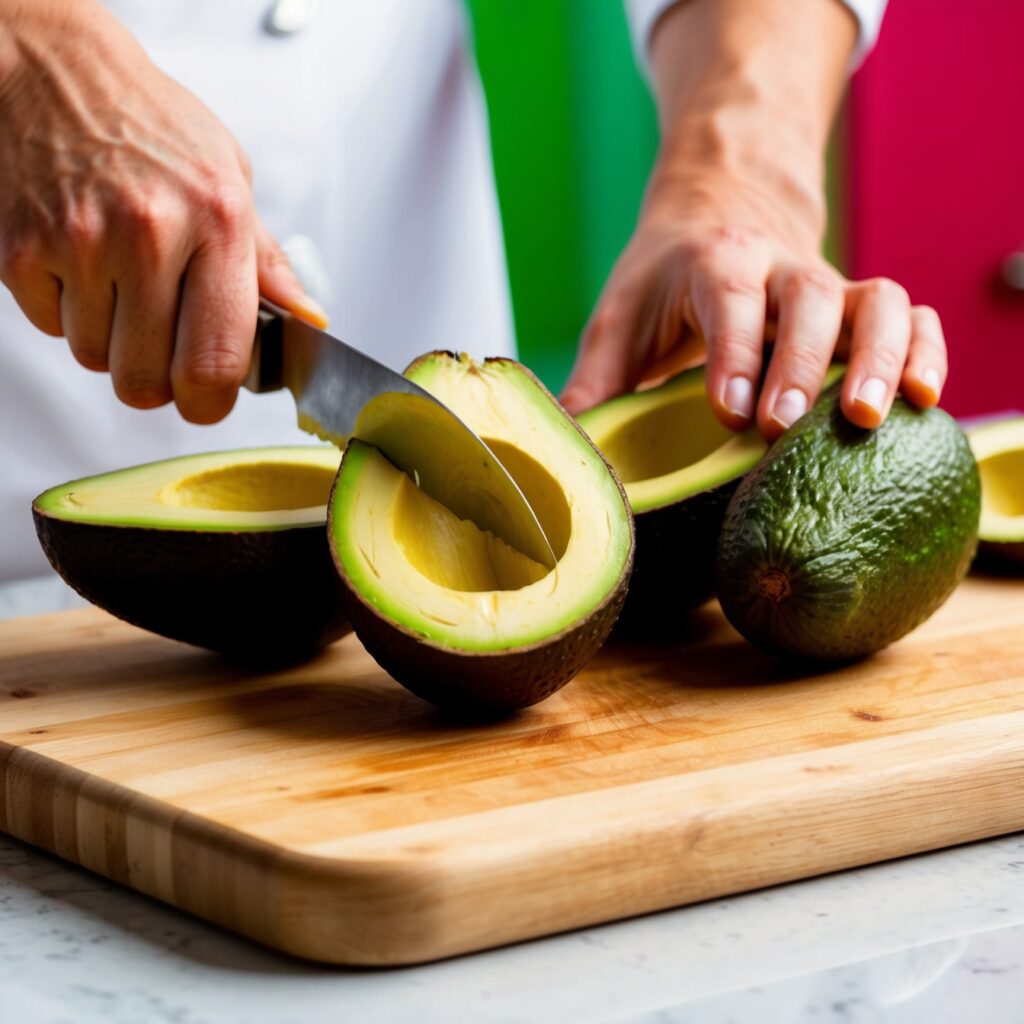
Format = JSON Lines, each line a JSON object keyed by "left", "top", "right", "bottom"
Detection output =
{"left": 329, "top": 354, "right": 635, "bottom": 714}
{"left": 969, "top": 415, "right": 1024, "bottom": 568}
{"left": 576, "top": 366, "right": 765, "bottom": 640}
{"left": 33, "top": 447, "right": 351, "bottom": 657}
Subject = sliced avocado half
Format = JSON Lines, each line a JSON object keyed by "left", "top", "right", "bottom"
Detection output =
{"left": 329, "top": 354, "right": 634, "bottom": 714}
{"left": 33, "top": 447, "right": 350, "bottom": 656}
{"left": 969, "top": 415, "right": 1024, "bottom": 568}
{"left": 576, "top": 366, "right": 765, "bottom": 639}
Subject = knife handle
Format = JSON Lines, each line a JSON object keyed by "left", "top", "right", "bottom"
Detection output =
{"left": 244, "top": 302, "right": 285, "bottom": 393}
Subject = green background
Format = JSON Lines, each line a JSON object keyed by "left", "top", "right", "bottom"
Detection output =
{"left": 465, "top": 0, "right": 658, "bottom": 392}
{"left": 464, "top": 0, "right": 844, "bottom": 393}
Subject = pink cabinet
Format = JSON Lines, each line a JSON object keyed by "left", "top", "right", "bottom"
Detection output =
{"left": 846, "top": 0, "right": 1024, "bottom": 417}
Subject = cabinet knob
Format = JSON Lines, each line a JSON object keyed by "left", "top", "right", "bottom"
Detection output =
{"left": 1003, "top": 251, "right": 1024, "bottom": 292}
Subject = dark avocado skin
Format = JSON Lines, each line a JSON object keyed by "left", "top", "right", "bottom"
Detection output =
{"left": 715, "top": 386, "right": 980, "bottom": 661}
{"left": 612, "top": 478, "right": 739, "bottom": 642}
{"left": 339, "top": 570, "right": 628, "bottom": 717}
{"left": 33, "top": 511, "right": 351, "bottom": 658}
{"left": 975, "top": 540, "right": 1024, "bottom": 571}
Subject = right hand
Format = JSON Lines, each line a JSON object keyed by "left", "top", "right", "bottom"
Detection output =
{"left": 0, "top": 0, "right": 324, "bottom": 423}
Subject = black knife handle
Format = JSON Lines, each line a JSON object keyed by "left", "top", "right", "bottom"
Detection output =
{"left": 244, "top": 301, "right": 285, "bottom": 393}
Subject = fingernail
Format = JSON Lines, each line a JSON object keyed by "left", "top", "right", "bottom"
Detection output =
{"left": 854, "top": 376, "right": 887, "bottom": 413}
{"left": 921, "top": 367, "right": 941, "bottom": 398}
{"left": 771, "top": 388, "right": 808, "bottom": 430}
{"left": 291, "top": 294, "right": 328, "bottom": 329}
{"left": 724, "top": 376, "right": 754, "bottom": 420}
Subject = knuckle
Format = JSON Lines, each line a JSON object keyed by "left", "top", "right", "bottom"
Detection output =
{"left": 866, "top": 343, "right": 904, "bottom": 374}
{"left": 179, "top": 343, "right": 248, "bottom": 389}
{"left": 868, "top": 277, "right": 910, "bottom": 305}
{"left": 584, "top": 303, "right": 625, "bottom": 345}
{"left": 784, "top": 266, "right": 841, "bottom": 303}
{"left": 708, "top": 224, "right": 759, "bottom": 249}
{"left": 200, "top": 181, "right": 249, "bottom": 232}
{"left": 60, "top": 205, "right": 104, "bottom": 251}
{"left": 711, "top": 273, "right": 764, "bottom": 301}
{"left": 0, "top": 234, "right": 40, "bottom": 282}
{"left": 709, "top": 330, "right": 759, "bottom": 363}
{"left": 258, "top": 240, "right": 292, "bottom": 274}
{"left": 69, "top": 339, "right": 109, "bottom": 372}
{"left": 121, "top": 193, "right": 178, "bottom": 254}
{"left": 114, "top": 373, "right": 171, "bottom": 408}
{"left": 779, "top": 342, "right": 826, "bottom": 381}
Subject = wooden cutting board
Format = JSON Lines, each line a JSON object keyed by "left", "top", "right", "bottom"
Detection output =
{"left": 2, "top": 575, "right": 1024, "bottom": 966}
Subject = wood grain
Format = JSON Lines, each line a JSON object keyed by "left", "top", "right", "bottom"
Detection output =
{"left": 1, "top": 576, "right": 1024, "bottom": 964}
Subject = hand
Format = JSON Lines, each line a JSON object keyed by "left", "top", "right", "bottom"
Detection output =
{"left": 0, "top": 0, "right": 324, "bottom": 423}
{"left": 560, "top": 0, "right": 946, "bottom": 441}
{"left": 560, "top": 167, "right": 946, "bottom": 440}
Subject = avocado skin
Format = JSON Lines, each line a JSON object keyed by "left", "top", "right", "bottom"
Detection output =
{"left": 715, "top": 387, "right": 980, "bottom": 661}
{"left": 339, "top": 566, "right": 628, "bottom": 716}
{"left": 612, "top": 479, "right": 739, "bottom": 641}
{"left": 33, "top": 512, "right": 351, "bottom": 658}
{"left": 975, "top": 540, "right": 1024, "bottom": 571}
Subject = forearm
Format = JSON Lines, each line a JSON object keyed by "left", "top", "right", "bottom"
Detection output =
{"left": 646, "top": 0, "right": 858, "bottom": 245}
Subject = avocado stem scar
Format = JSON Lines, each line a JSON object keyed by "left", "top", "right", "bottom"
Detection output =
{"left": 758, "top": 568, "right": 791, "bottom": 602}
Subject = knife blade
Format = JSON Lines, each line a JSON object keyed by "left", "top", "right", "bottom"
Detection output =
{"left": 244, "top": 301, "right": 556, "bottom": 570}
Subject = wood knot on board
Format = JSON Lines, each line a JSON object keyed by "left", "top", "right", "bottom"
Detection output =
{"left": 758, "top": 568, "right": 791, "bottom": 602}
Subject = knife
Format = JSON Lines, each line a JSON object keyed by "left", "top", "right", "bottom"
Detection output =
{"left": 244, "top": 300, "right": 556, "bottom": 570}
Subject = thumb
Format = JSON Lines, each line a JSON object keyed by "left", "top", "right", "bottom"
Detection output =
{"left": 255, "top": 217, "right": 328, "bottom": 329}
{"left": 560, "top": 300, "right": 646, "bottom": 415}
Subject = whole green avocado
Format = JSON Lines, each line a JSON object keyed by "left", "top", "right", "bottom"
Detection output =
{"left": 716, "top": 384, "right": 980, "bottom": 660}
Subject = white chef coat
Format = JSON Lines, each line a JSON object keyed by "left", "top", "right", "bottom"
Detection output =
{"left": 1, "top": 0, "right": 886, "bottom": 582}
{"left": 0, "top": 0, "right": 513, "bottom": 580}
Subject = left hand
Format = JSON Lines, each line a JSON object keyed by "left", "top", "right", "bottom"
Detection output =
{"left": 560, "top": 164, "right": 946, "bottom": 440}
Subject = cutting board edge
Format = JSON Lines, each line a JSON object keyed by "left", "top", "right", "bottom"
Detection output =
{"left": 4, "top": 707, "right": 1024, "bottom": 966}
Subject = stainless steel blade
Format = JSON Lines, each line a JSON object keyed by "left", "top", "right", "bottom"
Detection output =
{"left": 245, "top": 301, "right": 556, "bottom": 569}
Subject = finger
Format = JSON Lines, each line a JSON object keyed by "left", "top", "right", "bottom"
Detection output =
{"left": 171, "top": 234, "right": 258, "bottom": 424}
{"left": 60, "top": 278, "right": 115, "bottom": 372}
{"left": 254, "top": 217, "right": 327, "bottom": 328}
{"left": 0, "top": 241, "right": 63, "bottom": 336}
{"left": 107, "top": 266, "right": 178, "bottom": 410}
{"left": 840, "top": 278, "right": 913, "bottom": 429}
{"left": 690, "top": 256, "right": 770, "bottom": 430}
{"left": 901, "top": 305, "right": 947, "bottom": 409}
{"left": 758, "top": 265, "right": 845, "bottom": 440}
{"left": 560, "top": 291, "right": 648, "bottom": 414}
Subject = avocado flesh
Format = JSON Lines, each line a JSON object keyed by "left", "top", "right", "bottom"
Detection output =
{"left": 969, "top": 416, "right": 1024, "bottom": 567}
{"left": 577, "top": 367, "right": 766, "bottom": 639}
{"left": 329, "top": 354, "right": 634, "bottom": 713}
{"left": 716, "top": 385, "right": 980, "bottom": 660}
{"left": 33, "top": 447, "right": 351, "bottom": 656}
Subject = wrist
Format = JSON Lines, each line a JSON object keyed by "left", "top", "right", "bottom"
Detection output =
{"left": 644, "top": 109, "right": 828, "bottom": 252}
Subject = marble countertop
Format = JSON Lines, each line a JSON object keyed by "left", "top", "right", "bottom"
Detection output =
{"left": 3, "top": 576, "right": 1024, "bottom": 1024}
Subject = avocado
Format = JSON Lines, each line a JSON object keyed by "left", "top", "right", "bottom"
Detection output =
{"left": 715, "top": 384, "right": 980, "bottom": 660}
{"left": 968, "top": 415, "right": 1024, "bottom": 568}
{"left": 33, "top": 447, "right": 350, "bottom": 657}
{"left": 329, "top": 353, "right": 634, "bottom": 714}
{"left": 576, "top": 366, "right": 766, "bottom": 639}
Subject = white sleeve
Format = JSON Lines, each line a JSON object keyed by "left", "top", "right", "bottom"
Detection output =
{"left": 623, "top": 0, "right": 889, "bottom": 77}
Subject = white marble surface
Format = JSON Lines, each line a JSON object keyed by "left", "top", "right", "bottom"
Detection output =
{"left": 3, "top": 576, "right": 1024, "bottom": 1023}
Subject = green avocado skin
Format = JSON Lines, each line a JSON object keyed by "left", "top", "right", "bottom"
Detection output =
{"left": 715, "top": 386, "right": 981, "bottom": 660}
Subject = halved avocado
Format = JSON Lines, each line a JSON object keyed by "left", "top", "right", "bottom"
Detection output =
{"left": 969, "top": 415, "right": 1024, "bottom": 568}
{"left": 33, "top": 447, "right": 351, "bottom": 657}
{"left": 576, "top": 366, "right": 765, "bottom": 639}
{"left": 329, "top": 354, "right": 634, "bottom": 714}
